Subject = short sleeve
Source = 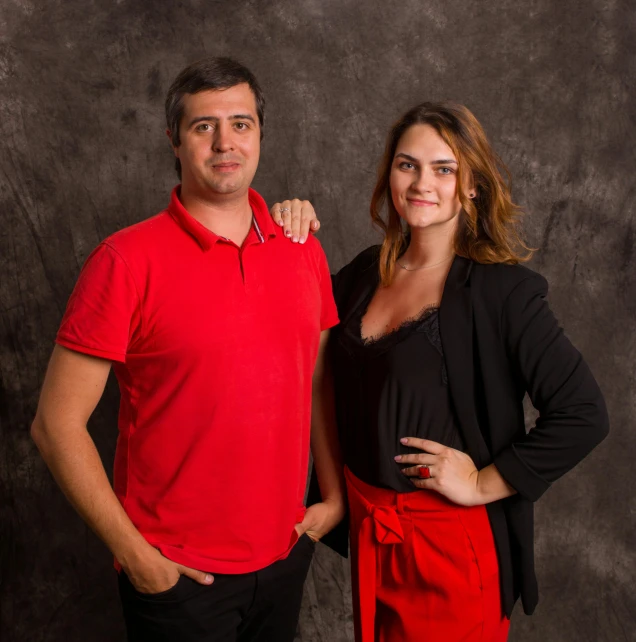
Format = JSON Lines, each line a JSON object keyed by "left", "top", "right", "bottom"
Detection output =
{"left": 314, "top": 242, "right": 339, "bottom": 331}
{"left": 56, "top": 242, "right": 141, "bottom": 363}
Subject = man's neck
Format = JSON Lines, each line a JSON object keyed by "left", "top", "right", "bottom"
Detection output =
{"left": 180, "top": 187, "right": 253, "bottom": 246}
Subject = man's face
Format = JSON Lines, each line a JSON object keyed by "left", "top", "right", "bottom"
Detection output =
{"left": 172, "top": 84, "right": 261, "bottom": 198}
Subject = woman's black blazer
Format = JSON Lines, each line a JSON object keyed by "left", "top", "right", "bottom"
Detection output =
{"left": 309, "top": 245, "right": 609, "bottom": 617}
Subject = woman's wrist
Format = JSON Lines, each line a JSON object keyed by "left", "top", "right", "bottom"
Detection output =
{"left": 475, "top": 464, "right": 517, "bottom": 504}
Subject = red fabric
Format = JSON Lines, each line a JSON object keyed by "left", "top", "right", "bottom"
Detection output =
{"left": 345, "top": 466, "right": 510, "bottom": 642}
{"left": 56, "top": 187, "right": 338, "bottom": 574}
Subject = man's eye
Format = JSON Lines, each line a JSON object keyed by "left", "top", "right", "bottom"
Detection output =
{"left": 196, "top": 124, "right": 211, "bottom": 132}
{"left": 235, "top": 122, "right": 248, "bottom": 130}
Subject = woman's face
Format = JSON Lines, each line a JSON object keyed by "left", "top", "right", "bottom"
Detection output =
{"left": 390, "top": 124, "right": 464, "bottom": 233}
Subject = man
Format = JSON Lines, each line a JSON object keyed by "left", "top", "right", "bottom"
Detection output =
{"left": 31, "top": 57, "right": 345, "bottom": 642}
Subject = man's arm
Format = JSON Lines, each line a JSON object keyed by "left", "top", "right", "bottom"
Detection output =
{"left": 298, "top": 330, "right": 346, "bottom": 541}
{"left": 31, "top": 345, "right": 213, "bottom": 592}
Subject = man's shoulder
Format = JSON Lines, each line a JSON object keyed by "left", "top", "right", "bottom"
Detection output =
{"left": 298, "top": 232, "right": 327, "bottom": 255}
{"left": 102, "top": 210, "right": 174, "bottom": 257}
{"left": 268, "top": 232, "right": 328, "bottom": 266}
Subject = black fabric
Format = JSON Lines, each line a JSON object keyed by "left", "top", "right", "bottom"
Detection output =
{"left": 336, "top": 290, "right": 465, "bottom": 491}
{"left": 118, "top": 535, "right": 315, "bottom": 642}
{"left": 309, "top": 245, "right": 609, "bottom": 617}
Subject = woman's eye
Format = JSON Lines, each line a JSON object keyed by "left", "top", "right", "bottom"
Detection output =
{"left": 437, "top": 167, "right": 453, "bottom": 175}
{"left": 399, "top": 162, "right": 414, "bottom": 170}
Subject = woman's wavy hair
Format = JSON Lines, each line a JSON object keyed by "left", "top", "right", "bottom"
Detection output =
{"left": 370, "top": 102, "right": 534, "bottom": 285}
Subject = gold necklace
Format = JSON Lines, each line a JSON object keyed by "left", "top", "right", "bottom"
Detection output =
{"left": 396, "top": 255, "right": 454, "bottom": 271}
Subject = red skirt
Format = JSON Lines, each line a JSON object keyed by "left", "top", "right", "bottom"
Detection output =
{"left": 345, "top": 466, "right": 510, "bottom": 642}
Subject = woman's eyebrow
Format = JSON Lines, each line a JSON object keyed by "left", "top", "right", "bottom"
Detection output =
{"left": 395, "top": 153, "right": 458, "bottom": 165}
{"left": 395, "top": 153, "right": 419, "bottom": 163}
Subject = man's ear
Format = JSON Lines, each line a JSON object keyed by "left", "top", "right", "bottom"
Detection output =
{"left": 166, "top": 129, "right": 179, "bottom": 157}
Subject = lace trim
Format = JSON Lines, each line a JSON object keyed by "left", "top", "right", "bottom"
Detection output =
{"left": 416, "top": 307, "right": 448, "bottom": 385}
{"left": 360, "top": 303, "right": 447, "bottom": 385}
{"left": 361, "top": 303, "right": 439, "bottom": 346}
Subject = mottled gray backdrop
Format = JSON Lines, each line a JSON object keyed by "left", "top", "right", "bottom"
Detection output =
{"left": 1, "top": 0, "right": 634, "bottom": 640}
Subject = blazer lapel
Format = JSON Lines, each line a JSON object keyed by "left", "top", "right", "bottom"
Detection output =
{"left": 440, "top": 257, "right": 491, "bottom": 468}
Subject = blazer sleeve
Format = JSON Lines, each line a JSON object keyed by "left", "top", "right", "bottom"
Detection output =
{"left": 492, "top": 274, "right": 609, "bottom": 502}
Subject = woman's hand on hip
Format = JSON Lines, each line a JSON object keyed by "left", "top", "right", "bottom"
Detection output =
{"left": 395, "top": 437, "right": 483, "bottom": 506}
{"left": 270, "top": 199, "right": 320, "bottom": 243}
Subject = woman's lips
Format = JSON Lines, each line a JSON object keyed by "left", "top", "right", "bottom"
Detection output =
{"left": 407, "top": 198, "right": 437, "bottom": 206}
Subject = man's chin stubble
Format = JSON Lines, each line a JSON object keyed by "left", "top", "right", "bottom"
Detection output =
{"left": 205, "top": 180, "right": 244, "bottom": 195}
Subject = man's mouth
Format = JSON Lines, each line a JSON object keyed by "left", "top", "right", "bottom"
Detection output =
{"left": 211, "top": 161, "right": 241, "bottom": 172}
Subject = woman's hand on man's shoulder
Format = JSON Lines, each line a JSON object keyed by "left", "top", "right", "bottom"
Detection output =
{"left": 270, "top": 198, "right": 320, "bottom": 244}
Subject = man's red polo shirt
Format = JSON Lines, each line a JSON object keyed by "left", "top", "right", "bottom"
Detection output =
{"left": 56, "top": 187, "right": 339, "bottom": 574}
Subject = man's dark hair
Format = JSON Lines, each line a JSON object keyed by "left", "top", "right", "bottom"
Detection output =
{"left": 165, "top": 57, "right": 265, "bottom": 179}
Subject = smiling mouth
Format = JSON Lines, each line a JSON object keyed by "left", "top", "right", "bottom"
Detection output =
{"left": 211, "top": 162, "right": 240, "bottom": 172}
{"left": 407, "top": 198, "right": 438, "bottom": 206}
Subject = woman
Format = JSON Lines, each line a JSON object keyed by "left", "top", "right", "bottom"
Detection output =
{"left": 272, "top": 102, "right": 609, "bottom": 641}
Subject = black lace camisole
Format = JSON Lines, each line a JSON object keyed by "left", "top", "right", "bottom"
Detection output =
{"left": 334, "top": 295, "right": 465, "bottom": 493}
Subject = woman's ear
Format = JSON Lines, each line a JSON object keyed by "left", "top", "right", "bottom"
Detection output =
{"left": 461, "top": 168, "right": 477, "bottom": 199}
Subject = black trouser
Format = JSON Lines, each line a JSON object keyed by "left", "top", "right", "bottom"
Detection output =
{"left": 118, "top": 535, "right": 315, "bottom": 642}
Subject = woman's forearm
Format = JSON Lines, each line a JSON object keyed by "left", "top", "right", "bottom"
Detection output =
{"left": 476, "top": 463, "right": 517, "bottom": 504}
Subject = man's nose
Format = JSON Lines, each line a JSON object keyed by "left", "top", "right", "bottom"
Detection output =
{"left": 212, "top": 124, "right": 234, "bottom": 153}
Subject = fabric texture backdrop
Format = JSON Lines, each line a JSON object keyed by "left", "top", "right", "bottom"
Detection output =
{"left": 1, "top": 0, "right": 633, "bottom": 640}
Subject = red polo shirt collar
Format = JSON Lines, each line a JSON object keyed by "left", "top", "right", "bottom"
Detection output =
{"left": 167, "top": 186, "right": 278, "bottom": 251}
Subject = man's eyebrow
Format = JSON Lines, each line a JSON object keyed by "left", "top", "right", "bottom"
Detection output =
{"left": 187, "top": 114, "right": 256, "bottom": 128}
{"left": 230, "top": 114, "right": 256, "bottom": 123}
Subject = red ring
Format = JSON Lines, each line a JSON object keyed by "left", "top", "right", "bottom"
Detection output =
{"left": 417, "top": 465, "right": 431, "bottom": 479}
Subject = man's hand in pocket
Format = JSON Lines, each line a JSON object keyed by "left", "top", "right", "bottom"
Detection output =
{"left": 295, "top": 498, "right": 345, "bottom": 543}
{"left": 123, "top": 543, "right": 214, "bottom": 594}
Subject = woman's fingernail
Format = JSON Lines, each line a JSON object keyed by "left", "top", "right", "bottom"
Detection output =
{"left": 400, "top": 438, "right": 408, "bottom": 444}
{"left": 312, "top": 220, "right": 318, "bottom": 228}
{"left": 299, "top": 236, "right": 306, "bottom": 244}
{"left": 278, "top": 220, "right": 284, "bottom": 226}
{"left": 292, "top": 235, "right": 298, "bottom": 243}
{"left": 285, "top": 230, "right": 292, "bottom": 237}
{"left": 394, "top": 455, "right": 402, "bottom": 461}
{"left": 204, "top": 574, "right": 213, "bottom": 584}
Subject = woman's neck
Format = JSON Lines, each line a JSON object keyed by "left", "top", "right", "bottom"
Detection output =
{"left": 400, "top": 225, "right": 455, "bottom": 269}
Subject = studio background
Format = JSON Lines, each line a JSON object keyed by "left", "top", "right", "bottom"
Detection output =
{"left": 1, "top": 0, "right": 634, "bottom": 640}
